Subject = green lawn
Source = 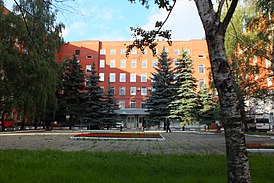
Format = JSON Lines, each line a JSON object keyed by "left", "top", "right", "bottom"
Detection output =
{"left": 0, "top": 150, "right": 273, "bottom": 183}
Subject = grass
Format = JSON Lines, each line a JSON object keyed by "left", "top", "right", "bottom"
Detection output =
{"left": 0, "top": 150, "right": 273, "bottom": 183}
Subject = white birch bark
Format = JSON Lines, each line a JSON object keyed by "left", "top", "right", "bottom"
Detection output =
{"left": 194, "top": 0, "right": 251, "bottom": 182}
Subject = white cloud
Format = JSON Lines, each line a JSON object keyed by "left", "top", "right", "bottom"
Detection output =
{"left": 141, "top": 0, "right": 205, "bottom": 40}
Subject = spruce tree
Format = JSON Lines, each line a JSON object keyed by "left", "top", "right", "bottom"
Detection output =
{"left": 101, "top": 80, "right": 120, "bottom": 129}
{"left": 57, "top": 55, "right": 85, "bottom": 129}
{"left": 169, "top": 50, "right": 200, "bottom": 125}
{"left": 146, "top": 50, "right": 175, "bottom": 127}
{"left": 82, "top": 62, "right": 105, "bottom": 129}
{"left": 197, "top": 85, "right": 220, "bottom": 124}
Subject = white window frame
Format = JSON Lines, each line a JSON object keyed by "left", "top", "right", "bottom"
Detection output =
{"left": 119, "top": 86, "right": 126, "bottom": 96}
{"left": 86, "top": 65, "right": 91, "bottom": 74}
{"left": 152, "top": 59, "right": 157, "bottom": 68}
{"left": 199, "top": 78, "right": 205, "bottom": 88}
{"left": 141, "top": 87, "right": 147, "bottom": 96}
{"left": 110, "top": 49, "right": 116, "bottom": 55}
{"left": 110, "top": 59, "right": 116, "bottom": 68}
{"left": 142, "top": 59, "right": 147, "bottom": 68}
{"left": 120, "top": 59, "right": 126, "bottom": 68}
{"left": 174, "top": 49, "right": 180, "bottom": 55}
{"left": 198, "top": 64, "right": 205, "bottom": 73}
{"left": 120, "top": 73, "right": 126, "bottom": 82}
{"left": 99, "top": 60, "right": 105, "bottom": 68}
{"left": 131, "top": 59, "right": 137, "bottom": 68}
{"left": 99, "top": 73, "right": 105, "bottom": 82}
{"left": 120, "top": 49, "right": 126, "bottom": 55}
{"left": 130, "top": 87, "right": 136, "bottom": 96}
{"left": 130, "top": 73, "right": 136, "bottom": 82}
{"left": 131, "top": 49, "right": 137, "bottom": 55}
{"left": 141, "top": 73, "right": 147, "bottom": 82}
{"left": 110, "top": 73, "right": 116, "bottom": 82}
{"left": 119, "top": 100, "right": 125, "bottom": 109}
{"left": 100, "top": 49, "right": 106, "bottom": 55}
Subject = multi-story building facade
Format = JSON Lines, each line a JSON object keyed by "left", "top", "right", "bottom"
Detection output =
{"left": 57, "top": 40, "right": 211, "bottom": 128}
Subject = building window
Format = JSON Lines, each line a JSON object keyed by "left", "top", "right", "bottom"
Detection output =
{"left": 141, "top": 87, "right": 147, "bottom": 96}
{"left": 253, "top": 56, "right": 257, "bottom": 65}
{"left": 198, "top": 65, "right": 205, "bottom": 73}
{"left": 130, "top": 87, "right": 136, "bottom": 95}
{"left": 120, "top": 73, "right": 126, "bottom": 82}
{"left": 141, "top": 101, "right": 147, "bottom": 109}
{"left": 130, "top": 100, "right": 136, "bottom": 108}
{"left": 110, "top": 59, "right": 115, "bottom": 68}
{"left": 152, "top": 59, "right": 157, "bottom": 68}
{"left": 120, "top": 49, "right": 126, "bottom": 55}
{"left": 185, "top": 49, "right": 190, "bottom": 55}
{"left": 85, "top": 78, "right": 90, "bottom": 86}
{"left": 99, "top": 73, "right": 104, "bottom": 82}
{"left": 110, "top": 49, "right": 116, "bottom": 55}
{"left": 131, "top": 49, "right": 137, "bottom": 55}
{"left": 174, "top": 59, "right": 180, "bottom": 67}
{"left": 131, "top": 59, "right": 137, "bottom": 68}
{"left": 174, "top": 49, "right": 180, "bottom": 55}
{"left": 119, "top": 86, "right": 126, "bottom": 96}
{"left": 75, "top": 49, "right": 80, "bottom": 55}
{"left": 86, "top": 55, "right": 92, "bottom": 59}
{"left": 266, "top": 59, "right": 271, "bottom": 68}
{"left": 86, "top": 65, "right": 91, "bottom": 73}
{"left": 267, "top": 77, "right": 272, "bottom": 87}
{"left": 142, "top": 59, "right": 147, "bottom": 68}
{"left": 100, "top": 60, "right": 105, "bottom": 68}
{"left": 110, "top": 73, "right": 116, "bottom": 82}
{"left": 199, "top": 79, "right": 205, "bottom": 88}
{"left": 254, "top": 74, "right": 258, "bottom": 80}
{"left": 100, "top": 86, "right": 104, "bottom": 92}
{"left": 120, "top": 59, "right": 126, "bottom": 68}
{"left": 110, "top": 86, "right": 115, "bottom": 94}
{"left": 130, "top": 73, "right": 136, "bottom": 82}
{"left": 142, "top": 50, "right": 148, "bottom": 55}
{"left": 119, "top": 100, "right": 125, "bottom": 109}
{"left": 198, "top": 54, "right": 205, "bottom": 58}
{"left": 141, "top": 73, "right": 147, "bottom": 82}
{"left": 100, "top": 49, "right": 106, "bottom": 55}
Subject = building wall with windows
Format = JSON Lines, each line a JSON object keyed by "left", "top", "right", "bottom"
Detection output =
{"left": 57, "top": 40, "right": 211, "bottom": 128}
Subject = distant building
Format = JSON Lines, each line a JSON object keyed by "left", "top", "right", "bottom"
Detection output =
{"left": 57, "top": 40, "right": 211, "bottom": 128}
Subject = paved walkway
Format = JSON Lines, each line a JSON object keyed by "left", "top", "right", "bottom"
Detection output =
{"left": 0, "top": 131, "right": 273, "bottom": 154}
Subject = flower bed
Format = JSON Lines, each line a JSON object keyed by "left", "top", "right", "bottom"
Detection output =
{"left": 71, "top": 132, "right": 165, "bottom": 141}
{"left": 246, "top": 143, "right": 274, "bottom": 149}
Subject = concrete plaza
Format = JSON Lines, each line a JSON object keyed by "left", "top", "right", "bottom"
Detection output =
{"left": 0, "top": 131, "right": 273, "bottom": 154}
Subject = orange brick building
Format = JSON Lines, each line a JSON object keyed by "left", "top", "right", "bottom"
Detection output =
{"left": 57, "top": 40, "right": 211, "bottom": 128}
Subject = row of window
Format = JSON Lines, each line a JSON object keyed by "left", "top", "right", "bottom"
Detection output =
{"left": 99, "top": 73, "right": 147, "bottom": 83}
{"left": 119, "top": 100, "right": 147, "bottom": 109}
{"left": 100, "top": 59, "right": 206, "bottom": 72}
{"left": 101, "top": 86, "right": 150, "bottom": 96}
{"left": 98, "top": 59, "right": 158, "bottom": 69}
{"left": 99, "top": 48, "right": 191, "bottom": 56}
{"left": 87, "top": 62, "right": 205, "bottom": 74}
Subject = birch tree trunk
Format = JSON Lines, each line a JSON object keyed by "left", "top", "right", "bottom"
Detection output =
{"left": 194, "top": 0, "right": 251, "bottom": 182}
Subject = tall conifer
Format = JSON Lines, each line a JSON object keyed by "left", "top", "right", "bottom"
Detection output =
{"left": 146, "top": 50, "right": 175, "bottom": 127}
{"left": 169, "top": 50, "right": 200, "bottom": 125}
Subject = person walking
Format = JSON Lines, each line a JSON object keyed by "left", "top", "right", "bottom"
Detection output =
{"left": 166, "top": 118, "right": 171, "bottom": 133}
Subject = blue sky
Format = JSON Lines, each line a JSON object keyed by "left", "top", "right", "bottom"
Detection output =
{"left": 4, "top": 0, "right": 205, "bottom": 42}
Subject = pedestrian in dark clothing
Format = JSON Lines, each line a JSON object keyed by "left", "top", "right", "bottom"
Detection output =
{"left": 166, "top": 119, "right": 171, "bottom": 133}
